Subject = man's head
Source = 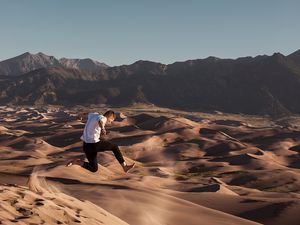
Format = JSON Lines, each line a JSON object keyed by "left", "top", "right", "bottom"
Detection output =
{"left": 103, "top": 110, "right": 116, "bottom": 124}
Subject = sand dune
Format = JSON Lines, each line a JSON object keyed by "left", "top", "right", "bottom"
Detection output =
{"left": 0, "top": 183, "right": 129, "bottom": 225}
{"left": 0, "top": 105, "right": 300, "bottom": 225}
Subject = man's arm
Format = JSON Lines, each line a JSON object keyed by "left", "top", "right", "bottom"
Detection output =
{"left": 99, "top": 120, "right": 106, "bottom": 135}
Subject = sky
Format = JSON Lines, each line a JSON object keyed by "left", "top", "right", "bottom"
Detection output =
{"left": 0, "top": 0, "right": 299, "bottom": 66}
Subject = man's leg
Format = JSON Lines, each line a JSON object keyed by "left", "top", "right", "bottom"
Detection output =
{"left": 81, "top": 143, "right": 98, "bottom": 172}
{"left": 95, "top": 140, "right": 135, "bottom": 172}
{"left": 95, "top": 140, "right": 125, "bottom": 164}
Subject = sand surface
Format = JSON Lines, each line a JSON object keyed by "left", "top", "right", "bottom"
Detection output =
{"left": 1, "top": 105, "right": 300, "bottom": 225}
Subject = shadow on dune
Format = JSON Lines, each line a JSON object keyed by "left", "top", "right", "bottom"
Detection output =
{"left": 204, "top": 141, "right": 246, "bottom": 156}
{"left": 46, "top": 177, "right": 132, "bottom": 190}
{"left": 213, "top": 119, "right": 245, "bottom": 126}
{"left": 289, "top": 145, "right": 300, "bottom": 153}
{"left": 110, "top": 127, "right": 186, "bottom": 146}
{"left": 210, "top": 154, "right": 255, "bottom": 165}
{"left": 109, "top": 125, "right": 138, "bottom": 133}
{"left": 110, "top": 133, "right": 154, "bottom": 146}
{"left": 48, "top": 146, "right": 82, "bottom": 158}
{"left": 288, "top": 160, "right": 300, "bottom": 169}
{"left": 187, "top": 165, "right": 223, "bottom": 173}
{"left": 8, "top": 137, "right": 36, "bottom": 150}
{"left": 45, "top": 131, "right": 82, "bottom": 147}
{"left": 228, "top": 174, "right": 258, "bottom": 185}
{"left": 240, "top": 199, "right": 266, "bottom": 203}
{"left": 71, "top": 124, "right": 85, "bottom": 129}
{"left": 15, "top": 124, "right": 61, "bottom": 133}
{"left": 199, "top": 128, "right": 219, "bottom": 135}
{"left": 127, "top": 113, "right": 156, "bottom": 124}
{"left": 1, "top": 155, "right": 30, "bottom": 160}
{"left": 244, "top": 130, "right": 300, "bottom": 146}
{"left": 237, "top": 202, "right": 293, "bottom": 224}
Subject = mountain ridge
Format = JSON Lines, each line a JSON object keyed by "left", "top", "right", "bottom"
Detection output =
{"left": 0, "top": 50, "right": 300, "bottom": 116}
{"left": 0, "top": 52, "right": 108, "bottom": 76}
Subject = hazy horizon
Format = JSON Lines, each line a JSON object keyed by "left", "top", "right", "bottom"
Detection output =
{"left": 1, "top": 0, "right": 299, "bottom": 66}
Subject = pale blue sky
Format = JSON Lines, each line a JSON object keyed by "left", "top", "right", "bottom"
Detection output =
{"left": 0, "top": 0, "right": 299, "bottom": 66}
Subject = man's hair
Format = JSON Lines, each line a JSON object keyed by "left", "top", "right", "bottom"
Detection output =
{"left": 103, "top": 110, "right": 116, "bottom": 119}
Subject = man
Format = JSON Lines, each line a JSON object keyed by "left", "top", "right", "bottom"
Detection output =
{"left": 67, "top": 110, "right": 135, "bottom": 173}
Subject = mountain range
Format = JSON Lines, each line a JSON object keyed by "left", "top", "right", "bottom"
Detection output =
{"left": 1, "top": 50, "right": 300, "bottom": 116}
{"left": 0, "top": 52, "right": 108, "bottom": 76}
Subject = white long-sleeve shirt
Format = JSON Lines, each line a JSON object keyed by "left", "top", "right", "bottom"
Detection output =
{"left": 80, "top": 112, "right": 107, "bottom": 143}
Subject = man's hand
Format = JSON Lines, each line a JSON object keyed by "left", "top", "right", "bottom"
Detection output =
{"left": 101, "top": 129, "right": 106, "bottom": 135}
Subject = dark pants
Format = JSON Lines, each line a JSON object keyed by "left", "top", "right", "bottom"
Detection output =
{"left": 82, "top": 140, "right": 125, "bottom": 173}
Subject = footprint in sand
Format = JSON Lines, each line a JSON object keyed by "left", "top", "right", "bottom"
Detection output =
{"left": 100, "top": 211, "right": 107, "bottom": 216}
{"left": 17, "top": 191, "right": 25, "bottom": 198}
{"left": 76, "top": 209, "right": 82, "bottom": 214}
{"left": 34, "top": 198, "right": 45, "bottom": 206}
{"left": 35, "top": 202, "right": 44, "bottom": 206}
{"left": 16, "top": 207, "right": 33, "bottom": 217}
{"left": 9, "top": 199, "right": 18, "bottom": 206}
{"left": 16, "top": 215, "right": 30, "bottom": 219}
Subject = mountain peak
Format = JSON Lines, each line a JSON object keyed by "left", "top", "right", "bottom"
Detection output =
{"left": 0, "top": 52, "right": 60, "bottom": 76}
{"left": 287, "top": 49, "right": 300, "bottom": 63}
{"left": 21, "top": 52, "right": 31, "bottom": 56}
{"left": 205, "top": 56, "right": 220, "bottom": 61}
{"left": 0, "top": 52, "right": 109, "bottom": 76}
{"left": 17, "top": 52, "right": 53, "bottom": 60}
{"left": 59, "top": 57, "right": 108, "bottom": 71}
{"left": 133, "top": 60, "right": 159, "bottom": 65}
{"left": 36, "top": 52, "right": 47, "bottom": 56}
{"left": 269, "top": 52, "right": 286, "bottom": 64}
{"left": 288, "top": 49, "right": 300, "bottom": 56}
{"left": 272, "top": 52, "right": 284, "bottom": 57}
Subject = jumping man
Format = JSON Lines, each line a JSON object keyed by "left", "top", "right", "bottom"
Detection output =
{"left": 67, "top": 110, "right": 135, "bottom": 173}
